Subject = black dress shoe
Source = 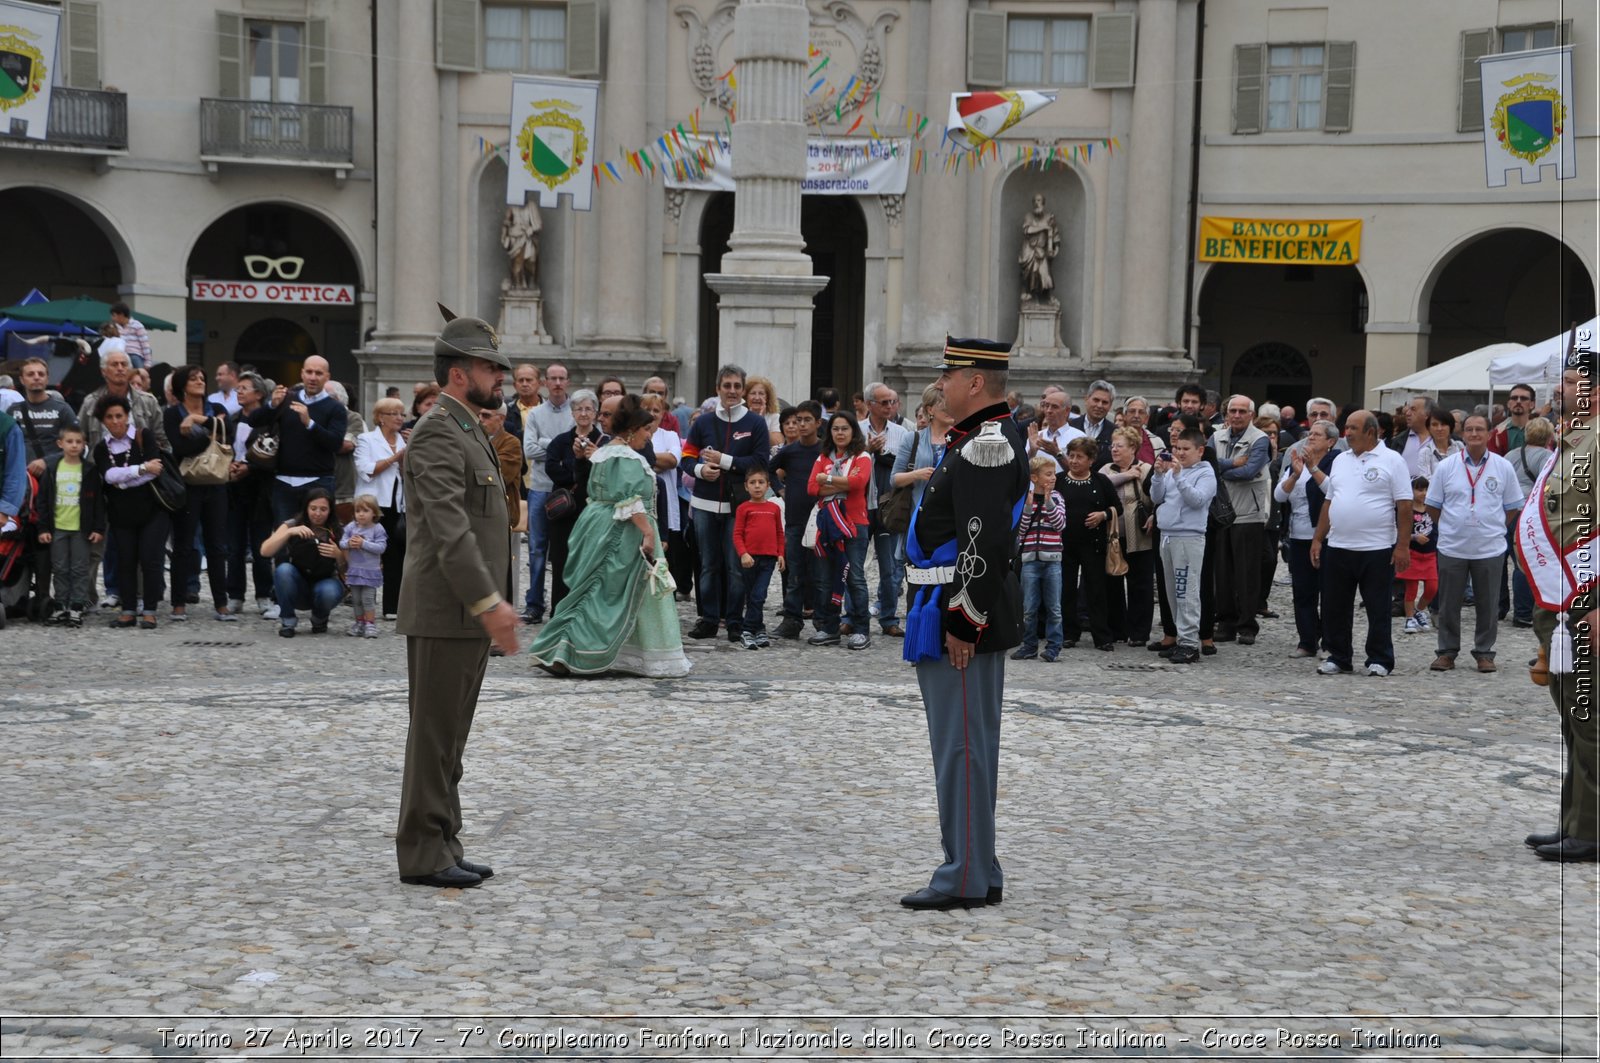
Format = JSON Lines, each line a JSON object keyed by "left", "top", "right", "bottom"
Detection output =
{"left": 401, "top": 865, "right": 483, "bottom": 888}
{"left": 899, "top": 886, "right": 990, "bottom": 910}
{"left": 987, "top": 885, "right": 1003, "bottom": 904}
{"left": 1536, "top": 837, "right": 1600, "bottom": 862}
{"left": 1237, "top": 634, "right": 1256, "bottom": 646}
{"left": 457, "top": 859, "right": 494, "bottom": 879}
{"left": 1525, "top": 830, "right": 1565, "bottom": 849}
{"left": 1147, "top": 640, "right": 1174, "bottom": 652}
{"left": 687, "top": 619, "right": 718, "bottom": 639}
{"left": 1200, "top": 643, "right": 1217, "bottom": 656}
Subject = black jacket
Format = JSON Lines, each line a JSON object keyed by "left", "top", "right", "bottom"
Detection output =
{"left": 36, "top": 452, "right": 105, "bottom": 536}
{"left": 251, "top": 392, "right": 347, "bottom": 477}
{"left": 545, "top": 426, "right": 608, "bottom": 519}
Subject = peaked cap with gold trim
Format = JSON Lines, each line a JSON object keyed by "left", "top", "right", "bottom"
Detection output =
{"left": 936, "top": 335, "right": 1012, "bottom": 371}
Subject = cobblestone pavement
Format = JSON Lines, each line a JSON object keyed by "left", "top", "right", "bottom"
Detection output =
{"left": 4, "top": 582, "right": 1597, "bottom": 1059}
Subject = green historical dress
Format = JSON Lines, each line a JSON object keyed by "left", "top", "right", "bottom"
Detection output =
{"left": 528, "top": 442, "right": 691, "bottom": 677}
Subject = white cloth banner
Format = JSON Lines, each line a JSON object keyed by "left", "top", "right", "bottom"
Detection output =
{"left": 1479, "top": 45, "right": 1576, "bottom": 188}
{"left": 665, "top": 136, "right": 910, "bottom": 195}
{"left": 508, "top": 74, "right": 599, "bottom": 211}
{"left": 0, "top": 0, "right": 60, "bottom": 141}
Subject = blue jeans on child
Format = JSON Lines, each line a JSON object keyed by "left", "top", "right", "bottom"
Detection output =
{"left": 272, "top": 563, "right": 343, "bottom": 628}
{"left": 741, "top": 555, "right": 777, "bottom": 633}
{"left": 1019, "top": 556, "right": 1063, "bottom": 654}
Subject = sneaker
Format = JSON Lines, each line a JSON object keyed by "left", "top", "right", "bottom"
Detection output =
{"left": 1317, "top": 659, "right": 1352, "bottom": 675}
{"left": 348, "top": 621, "right": 364, "bottom": 637}
{"left": 1366, "top": 663, "right": 1390, "bottom": 677}
{"left": 382, "top": 612, "right": 399, "bottom": 622}
{"left": 753, "top": 631, "right": 770, "bottom": 648}
{"left": 1167, "top": 647, "right": 1201, "bottom": 664}
{"left": 45, "top": 605, "right": 68, "bottom": 626}
{"left": 869, "top": 601, "right": 881, "bottom": 618}
{"left": 808, "top": 630, "right": 841, "bottom": 646}
{"left": 1413, "top": 610, "right": 1431, "bottom": 632}
{"left": 254, "top": 598, "right": 272, "bottom": 615}
{"left": 846, "top": 632, "right": 870, "bottom": 651}
{"left": 213, "top": 609, "right": 238, "bottom": 622}
{"left": 1040, "top": 650, "right": 1059, "bottom": 663}
{"left": 66, "top": 609, "right": 83, "bottom": 629}
{"left": 362, "top": 622, "right": 379, "bottom": 639}
{"left": 278, "top": 624, "right": 296, "bottom": 638}
{"left": 261, "top": 602, "right": 281, "bottom": 620}
{"left": 775, "top": 618, "right": 803, "bottom": 639}
{"left": 99, "top": 593, "right": 120, "bottom": 610}
{"left": 227, "top": 598, "right": 245, "bottom": 615}
{"left": 1011, "top": 647, "right": 1038, "bottom": 661}
{"left": 1403, "top": 615, "right": 1420, "bottom": 634}
{"left": 687, "top": 619, "right": 718, "bottom": 639}
{"left": 741, "top": 630, "right": 759, "bottom": 650}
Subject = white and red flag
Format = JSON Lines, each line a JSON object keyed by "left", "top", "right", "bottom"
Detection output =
{"left": 946, "top": 90, "right": 1057, "bottom": 150}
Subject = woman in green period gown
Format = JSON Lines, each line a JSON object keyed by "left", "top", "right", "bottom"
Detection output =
{"left": 528, "top": 395, "right": 692, "bottom": 678}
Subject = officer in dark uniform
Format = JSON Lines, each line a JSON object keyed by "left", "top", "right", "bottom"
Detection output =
{"left": 1515, "top": 344, "right": 1599, "bottom": 862}
{"left": 899, "top": 337, "right": 1030, "bottom": 910}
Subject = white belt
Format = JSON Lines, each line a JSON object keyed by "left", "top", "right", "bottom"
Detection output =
{"left": 907, "top": 565, "right": 955, "bottom": 585}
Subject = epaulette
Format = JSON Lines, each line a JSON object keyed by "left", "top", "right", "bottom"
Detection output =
{"left": 962, "top": 420, "right": 1014, "bottom": 468}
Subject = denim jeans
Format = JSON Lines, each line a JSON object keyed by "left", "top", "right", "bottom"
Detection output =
{"left": 817, "top": 524, "right": 870, "bottom": 634}
{"left": 741, "top": 555, "right": 777, "bottom": 633}
{"left": 868, "top": 509, "right": 904, "bottom": 628}
{"left": 691, "top": 507, "right": 743, "bottom": 629}
{"left": 524, "top": 488, "right": 549, "bottom": 615}
{"left": 272, "top": 563, "right": 343, "bottom": 627}
{"left": 1019, "top": 557, "right": 1063, "bottom": 654}
{"left": 781, "top": 518, "right": 825, "bottom": 621}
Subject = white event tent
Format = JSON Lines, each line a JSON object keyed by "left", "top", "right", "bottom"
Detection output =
{"left": 1489, "top": 317, "right": 1598, "bottom": 389}
{"left": 1372, "top": 342, "right": 1528, "bottom": 404}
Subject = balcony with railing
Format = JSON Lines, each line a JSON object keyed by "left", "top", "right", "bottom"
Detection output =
{"left": 0, "top": 86, "right": 128, "bottom": 154}
{"left": 199, "top": 98, "right": 354, "bottom": 180}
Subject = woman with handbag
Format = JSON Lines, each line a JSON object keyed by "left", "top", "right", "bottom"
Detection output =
{"left": 162, "top": 364, "right": 233, "bottom": 621}
{"left": 93, "top": 394, "right": 170, "bottom": 630}
{"left": 1059, "top": 436, "right": 1120, "bottom": 651}
{"left": 1101, "top": 427, "right": 1157, "bottom": 645}
{"left": 544, "top": 389, "right": 605, "bottom": 610}
{"left": 355, "top": 396, "right": 408, "bottom": 621}
{"left": 260, "top": 487, "right": 345, "bottom": 638}
{"left": 807, "top": 413, "right": 873, "bottom": 650}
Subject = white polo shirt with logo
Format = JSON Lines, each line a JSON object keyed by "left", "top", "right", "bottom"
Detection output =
{"left": 1323, "top": 445, "right": 1411, "bottom": 551}
{"left": 1424, "top": 450, "right": 1524, "bottom": 559}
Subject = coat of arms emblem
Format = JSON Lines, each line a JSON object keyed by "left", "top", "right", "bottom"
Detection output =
{"left": 516, "top": 99, "right": 588, "bottom": 192}
{"left": 0, "top": 25, "right": 46, "bottom": 113}
{"left": 1490, "top": 78, "right": 1566, "bottom": 165}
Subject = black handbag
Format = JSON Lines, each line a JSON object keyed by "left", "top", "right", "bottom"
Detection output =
{"left": 543, "top": 487, "right": 576, "bottom": 522}
{"left": 136, "top": 430, "right": 187, "bottom": 512}
{"left": 880, "top": 483, "right": 914, "bottom": 534}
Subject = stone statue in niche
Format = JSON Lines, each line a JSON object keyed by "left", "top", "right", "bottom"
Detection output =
{"left": 1018, "top": 193, "right": 1060, "bottom": 303}
{"left": 500, "top": 202, "right": 542, "bottom": 291}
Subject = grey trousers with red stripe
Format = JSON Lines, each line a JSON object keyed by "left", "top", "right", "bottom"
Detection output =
{"left": 916, "top": 651, "right": 1005, "bottom": 899}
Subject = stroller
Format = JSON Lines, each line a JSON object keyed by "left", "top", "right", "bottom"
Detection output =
{"left": 0, "top": 468, "right": 42, "bottom": 627}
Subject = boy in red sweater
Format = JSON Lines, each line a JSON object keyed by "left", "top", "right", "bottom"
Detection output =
{"left": 733, "top": 466, "right": 786, "bottom": 648}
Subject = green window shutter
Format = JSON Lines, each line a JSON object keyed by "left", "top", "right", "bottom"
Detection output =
{"left": 966, "top": 10, "right": 1007, "bottom": 88}
{"left": 566, "top": 0, "right": 599, "bottom": 77}
{"left": 1322, "top": 41, "right": 1354, "bottom": 131}
{"left": 217, "top": 11, "right": 243, "bottom": 98}
{"left": 1232, "top": 43, "right": 1264, "bottom": 134}
{"left": 1457, "top": 29, "right": 1492, "bottom": 133}
{"left": 435, "top": 0, "right": 480, "bottom": 72}
{"left": 1089, "top": 11, "right": 1137, "bottom": 89}
{"left": 63, "top": 0, "right": 101, "bottom": 90}
{"left": 306, "top": 17, "right": 328, "bottom": 104}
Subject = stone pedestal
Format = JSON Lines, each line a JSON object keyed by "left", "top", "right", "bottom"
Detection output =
{"left": 1016, "top": 301, "right": 1070, "bottom": 358}
{"left": 704, "top": 273, "right": 829, "bottom": 404}
{"left": 498, "top": 288, "right": 553, "bottom": 346}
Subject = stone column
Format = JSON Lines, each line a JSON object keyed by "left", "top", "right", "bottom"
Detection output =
{"left": 592, "top": 0, "right": 653, "bottom": 352}
{"left": 906, "top": 0, "right": 968, "bottom": 354}
{"left": 1114, "top": 0, "right": 1182, "bottom": 361}
{"left": 1364, "top": 325, "right": 1430, "bottom": 409}
{"left": 704, "top": 0, "right": 826, "bottom": 405}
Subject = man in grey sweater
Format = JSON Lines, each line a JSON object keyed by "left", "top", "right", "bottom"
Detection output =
{"left": 1211, "top": 395, "right": 1272, "bottom": 644}
{"left": 518, "top": 363, "right": 572, "bottom": 624}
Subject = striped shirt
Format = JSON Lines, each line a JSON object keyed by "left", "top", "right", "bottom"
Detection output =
{"left": 1015, "top": 489, "right": 1066, "bottom": 556}
{"left": 119, "top": 318, "right": 152, "bottom": 368}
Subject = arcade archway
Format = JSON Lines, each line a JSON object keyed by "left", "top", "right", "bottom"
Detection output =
{"left": 0, "top": 187, "right": 126, "bottom": 304}
{"left": 1423, "top": 228, "right": 1594, "bottom": 360}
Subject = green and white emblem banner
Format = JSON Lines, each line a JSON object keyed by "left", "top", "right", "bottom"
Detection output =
{"left": 508, "top": 74, "right": 599, "bottom": 211}
{"left": 1479, "top": 46, "right": 1575, "bottom": 188}
{"left": 0, "top": 0, "right": 59, "bottom": 141}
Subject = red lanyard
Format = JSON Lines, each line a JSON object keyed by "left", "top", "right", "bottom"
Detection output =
{"left": 1460, "top": 450, "right": 1488, "bottom": 507}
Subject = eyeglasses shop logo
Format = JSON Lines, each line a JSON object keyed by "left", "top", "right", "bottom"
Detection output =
{"left": 243, "top": 255, "right": 305, "bottom": 280}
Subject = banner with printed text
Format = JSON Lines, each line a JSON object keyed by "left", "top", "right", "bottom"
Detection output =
{"left": 508, "top": 74, "right": 599, "bottom": 211}
{"left": 664, "top": 135, "right": 910, "bottom": 195}
{"left": 1478, "top": 45, "right": 1575, "bottom": 188}
{"left": 1198, "top": 217, "right": 1362, "bottom": 265}
{"left": 0, "top": 0, "right": 59, "bottom": 141}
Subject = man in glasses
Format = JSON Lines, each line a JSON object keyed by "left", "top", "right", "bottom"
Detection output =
{"left": 1490, "top": 383, "right": 1538, "bottom": 456}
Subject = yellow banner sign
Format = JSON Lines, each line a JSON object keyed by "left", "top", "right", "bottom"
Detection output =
{"left": 1198, "top": 217, "right": 1361, "bottom": 265}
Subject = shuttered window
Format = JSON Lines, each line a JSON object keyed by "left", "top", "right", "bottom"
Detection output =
{"left": 1235, "top": 41, "right": 1355, "bottom": 134}
{"left": 565, "top": 0, "right": 598, "bottom": 77}
{"left": 484, "top": 3, "right": 566, "bottom": 72}
{"left": 1232, "top": 43, "right": 1264, "bottom": 134}
{"left": 62, "top": 0, "right": 100, "bottom": 89}
{"left": 1459, "top": 22, "right": 1570, "bottom": 133}
{"left": 435, "top": 0, "right": 481, "bottom": 72}
{"left": 1005, "top": 16, "right": 1090, "bottom": 86}
{"left": 1089, "top": 11, "right": 1136, "bottom": 88}
{"left": 966, "top": 10, "right": 1007, "bottom": 88}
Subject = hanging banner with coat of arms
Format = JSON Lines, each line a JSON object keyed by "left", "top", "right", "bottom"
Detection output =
{"left": 0, "top": 0, "right": 59, "bottom": 141}
{"left": 507, "top": 74, "right": 599, "bottom": 211}
{"left": 1478, "top": 46, "right": 1575, "bottom": 188}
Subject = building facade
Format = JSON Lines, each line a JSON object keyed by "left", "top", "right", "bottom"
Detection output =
{"left": 3, "top": 0, "right": 1592, "bottom": 415}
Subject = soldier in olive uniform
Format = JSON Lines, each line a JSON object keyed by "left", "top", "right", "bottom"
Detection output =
{"left": 899, "top": 337, "right": 1031, "bottom": 910}
{"left": 395, "top": 315, "right": 521, "bottom": 888}
{"left": 1514, "top": 346, "right": 1599, "bottom": 863}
